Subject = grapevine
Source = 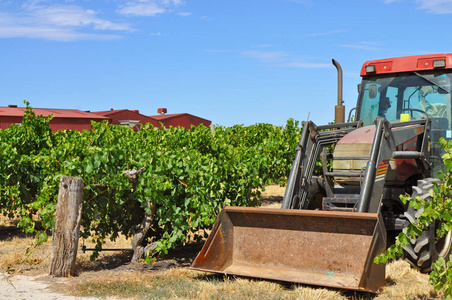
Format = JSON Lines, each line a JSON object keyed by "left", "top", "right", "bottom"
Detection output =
{"left": 0, "top": 101, "right": 301, "bottom": 261}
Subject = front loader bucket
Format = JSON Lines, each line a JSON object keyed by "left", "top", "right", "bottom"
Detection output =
{"left": 190, "top": 206, "right": 387, "bottom": 292}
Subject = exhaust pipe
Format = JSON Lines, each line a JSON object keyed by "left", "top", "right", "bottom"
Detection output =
{"left": 332, "top": 59, "right": 345, "bottom": 124}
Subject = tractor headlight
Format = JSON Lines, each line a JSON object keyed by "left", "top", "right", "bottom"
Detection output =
{"left": 433, "top": 59, "right": 446, "bottom": 68}
{"left": 365, "top": 65, "right": 376, "bottom": 73}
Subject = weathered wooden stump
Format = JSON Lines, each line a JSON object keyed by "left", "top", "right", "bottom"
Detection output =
{"left": 49, "top": 176, "right": 84, "bottom": 277}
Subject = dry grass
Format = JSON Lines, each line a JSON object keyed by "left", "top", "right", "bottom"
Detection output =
{"left": 64, "top": 260, "right": 444, "bottom": 299}
{"left": 376, "top": 259, "right": 443, "bottom": 299}
{"left": 0, "top": 215, "right": 49, "bottom": 274}
{"left": 259, "top": 183, "right": 285, "bottom": 208}
{"left": 74, "top": 233, "right": 133, "bottom": 272}
{"left": 0, "top": 214, "right": 133, "bottom": 275}
{"left": 0, "top": 186, "right": 446, "bottom": 299}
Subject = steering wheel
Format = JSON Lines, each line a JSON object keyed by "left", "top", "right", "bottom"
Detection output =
{"left": 401, "top": 108, "right": 429, "bottom": 119}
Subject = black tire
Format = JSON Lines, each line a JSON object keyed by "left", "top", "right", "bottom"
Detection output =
{"left": 289, "top": 176, "right": 326, "bottom": 209}
{"left": 403, "top": 178, "right": 452, "bottom": 272}
{"left": 303, "top": 176, "right": 326, "bottom": 210}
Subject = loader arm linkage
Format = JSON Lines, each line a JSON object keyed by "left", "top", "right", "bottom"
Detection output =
{"left": 283, "top": 117, "right": 431, "bottom": 213}
{"left": 282, "top": 120, "right": 361, "bottom": 210}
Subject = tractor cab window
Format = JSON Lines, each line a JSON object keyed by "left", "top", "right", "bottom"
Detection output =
{"left": 358, "top": 71, "right": 452, "bottom": 175}
{"left": 359, "top": 78, "right": 398, "bottom": 125}
{"left": 358, "top": 72, "right": 452, "bottom": 128}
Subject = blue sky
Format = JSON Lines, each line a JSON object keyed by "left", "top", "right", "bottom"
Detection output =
{"left": 1, "top": 0, "right": 452, "bottom": 126}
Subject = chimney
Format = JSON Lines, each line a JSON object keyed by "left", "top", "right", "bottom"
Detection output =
{"left": 8, "top": 105, "right": 18, "bottom": 108}
{"left": 110, "top": 108, "right": 114, "bottom": 111}
{"left": 158, "top": 108, "right": 167, "bottom": 115}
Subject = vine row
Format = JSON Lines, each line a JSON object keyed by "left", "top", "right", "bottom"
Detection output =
{"left": 0, "top": 102, "right": 301, "bottom": 259}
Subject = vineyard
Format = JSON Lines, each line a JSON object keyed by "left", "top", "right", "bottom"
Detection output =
{"left": 4, "top": 103, "right": 452, "bottom": 297}
{"left": 0, "top": 102, "right": 301, "bottom": 261}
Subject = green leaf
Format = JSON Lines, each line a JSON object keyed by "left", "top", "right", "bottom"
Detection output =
{"left": 84, "top": 162, "right": 93, "bottom": 174}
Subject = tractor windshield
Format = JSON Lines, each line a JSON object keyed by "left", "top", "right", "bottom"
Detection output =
{"left": 358, "top": 71, "right": 452, "bottom": 128}
{"left": 358, "top": 70, "right": 452, "bottom": 174}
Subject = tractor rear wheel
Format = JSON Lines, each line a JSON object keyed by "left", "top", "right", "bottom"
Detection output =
{"left": 403, "top": 179, "right": 452, "bottom": 273}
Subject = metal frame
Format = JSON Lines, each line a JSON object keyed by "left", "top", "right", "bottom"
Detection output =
{"left": 281, "top": 120, "right": 360, "bottom": 209}
{"left": 282, "top": 117, "right": 431, "bottom": 213}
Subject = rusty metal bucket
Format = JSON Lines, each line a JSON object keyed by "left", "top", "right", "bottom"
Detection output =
{"left": 190, "top": 206, "right": 387, "bottom": 292}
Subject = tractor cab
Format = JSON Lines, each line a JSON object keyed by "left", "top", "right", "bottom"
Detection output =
{"left": 356, "top": 56, "right": 452, "bottom": 175}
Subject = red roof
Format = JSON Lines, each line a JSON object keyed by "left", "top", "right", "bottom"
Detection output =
{"left": 93, "top": 109, "right": 161, "bottom": 128}
{"left": 150, "top": 113, "right": 211, "bottom": 129}
{"left": 0, "top": 105, "right": 110, "bottom": 132}
{"left": 0, "top": 106, "right": 108, "bottom": 120}
{"left": 93, "top": 109, "right": 137, "bottom": 117}
{"left": 151, "top": 113, "right": 183, "bottom": 121}
{"left": 151, "top": 113, "right": 209, "bottom": 122}
{"left": 0, "top": 106, "right": 211, "bottom": 131}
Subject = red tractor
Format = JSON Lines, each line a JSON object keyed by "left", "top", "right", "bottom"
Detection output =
{"left": 191, "top": 54, "right": 452, "bottom": 292}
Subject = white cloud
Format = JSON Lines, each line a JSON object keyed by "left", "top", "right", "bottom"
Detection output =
{"left": 240, "top": 49, "right": 331, "bottom": 69}
{"left": 205, "top": 47, "right": 330, "bottom": 69}
{"left": 0, "top": 22, "right": 122, "bottom": 41}
{"left": 0, "top": 1, "right": 133, "bottom": 41}
{"left": 34, "top": 5, "right": 131, "bottom": 30}
{"left": 118, "top": 2, "right": 165, "bottom": 16}
{"left": 385, "top": 0, "right": 452, "bottom": 14}
{"left": 118, "top": 0, "right": 184, "bottom": 16}
{"left": 415, "top": 0, "right": 452, "bottom": 14}
{"left": 339, "top": 41, "right": 384, "bottom": 51}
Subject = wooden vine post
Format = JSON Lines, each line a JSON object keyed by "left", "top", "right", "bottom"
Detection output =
{"left": 49, "top": 176, "right": 84, "bottom": 277}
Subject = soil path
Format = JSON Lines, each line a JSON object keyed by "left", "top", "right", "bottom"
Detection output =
{"left": 0, "top": 272, "right": 117, "bottom": 300}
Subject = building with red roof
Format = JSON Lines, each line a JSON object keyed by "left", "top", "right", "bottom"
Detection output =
{"left": 0, "top": 105, "right": 109, "bottom": 132}
{"left": 92, "top": 108, "right": 160, "bottom": 131}
{"left": 0, "top": 105, "right": 212, "bottom": 132}
{"left": 149, "top": 108, "right": 211, "bottom": 129}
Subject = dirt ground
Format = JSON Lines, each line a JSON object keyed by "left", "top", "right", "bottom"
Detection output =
{"left": 0, "top": 184, "right": 443, "bottom": 299}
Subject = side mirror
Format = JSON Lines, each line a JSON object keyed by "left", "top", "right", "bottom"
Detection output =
{"left": 369, "top": 84, "right": 377, "bottom": 99}
{"left": 357, "top": 83, "right": 362, "bottom": 93}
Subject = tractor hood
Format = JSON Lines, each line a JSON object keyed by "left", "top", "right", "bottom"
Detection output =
{"left": 333, "top": 125, "right": 375, "bottom": 182}
{"left": 333, "top": 123, "right": 421, "bottom": 185}
{"left": 337, "top": 125, "right": 376, "bottom": 145}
